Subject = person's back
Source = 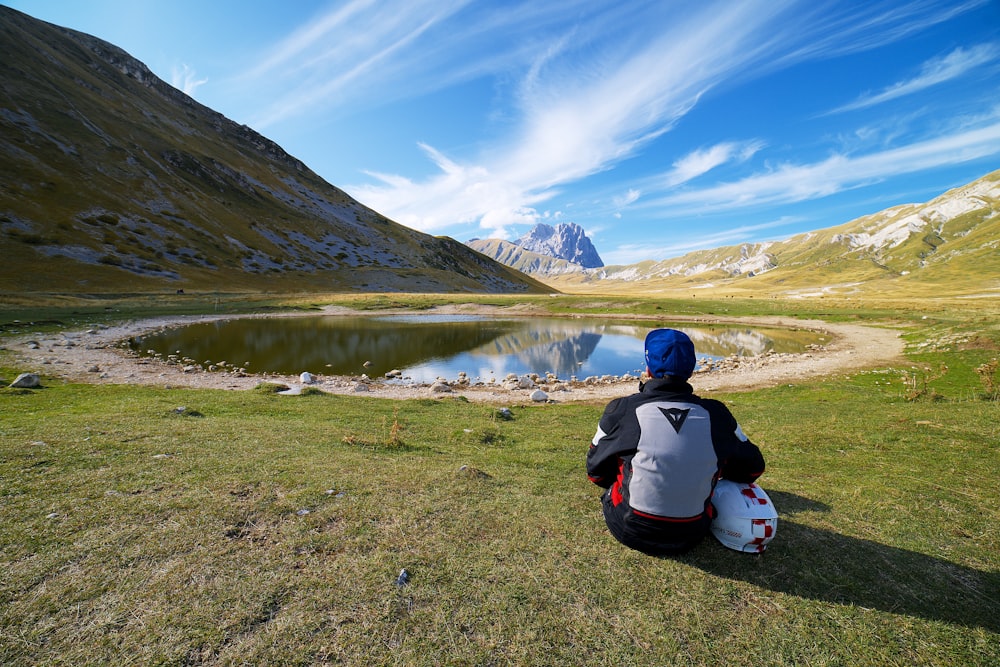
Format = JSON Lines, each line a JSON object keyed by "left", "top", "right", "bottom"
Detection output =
{"left": 587, "top": 329, "right": 765, "bottom": 555}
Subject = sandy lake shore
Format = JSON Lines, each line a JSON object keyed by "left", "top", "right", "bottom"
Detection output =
{"left": 5, "top": 304, "right": 906, "bottom": 404}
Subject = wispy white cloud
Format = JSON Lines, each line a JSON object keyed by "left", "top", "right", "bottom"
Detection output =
{"left": 353, "top": 142, "right": 553, "bottom": 240}
{"left": 245, "top": 0, "right": 471, "bottom": 128}
{"left": 240, "top": 0, "right": 600, "bottom": 129}
{"left": 242, "top": 0, "right": 379, "bottom": 79}
{"left": 351, "top": 2, "right": 798, "bottom": 233}
{"left": 171, "top": 64, "right": 207, "bottom": 97}
{"left": 613, "top": 189, "right": 640, "bottom": 209}
{"left": 664, "top": 141, "right": 766, "bottom": 186}
{"left": 501, "top": 3, "right": 794, "bottom": 186}
{"left": 829, "top": 42, "right": 1000, "bottom": 114}
{"left": 769, "top": 0, "right": 989, "bottom": 66}
{"left": 641, "top": 119, "right": 1000, "bottom": 215}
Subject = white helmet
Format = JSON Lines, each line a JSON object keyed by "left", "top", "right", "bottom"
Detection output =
{"left": 710, "top": 480, "right": 778, "bottom": 553}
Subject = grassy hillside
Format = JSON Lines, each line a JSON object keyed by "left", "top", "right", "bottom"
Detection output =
{"left": 1, "top": 294, "right": 999, "bottom": 664}
{"left": 0, "top": 7, "right": 548, "bottom": 295}
{"left": 545, "top": 170, "right": 1000, "bottom": 298}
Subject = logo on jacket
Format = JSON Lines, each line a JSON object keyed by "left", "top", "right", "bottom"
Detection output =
{"left": 658, "top": 407, "right": 691, "bottom": 434}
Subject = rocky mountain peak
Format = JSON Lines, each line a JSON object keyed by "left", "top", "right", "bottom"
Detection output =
{"left": 515, "top": 222, "right": 604, "bottom": 268}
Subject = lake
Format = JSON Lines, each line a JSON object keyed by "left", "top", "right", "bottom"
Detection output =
{"left": 127, "top": 315, "right": 825, "bottom": 383}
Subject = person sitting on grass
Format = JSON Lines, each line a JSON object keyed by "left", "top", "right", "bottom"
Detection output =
{"left": 587, "top": 328, "right": 765, "bottom": 556}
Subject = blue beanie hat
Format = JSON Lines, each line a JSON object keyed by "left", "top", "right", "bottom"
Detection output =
{"left": 644, "top": 328, "right": 696, "bottom": 379}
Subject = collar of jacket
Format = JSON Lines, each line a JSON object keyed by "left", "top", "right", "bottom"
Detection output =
{"left": 639, "top": 376, "right": 694, "bottom": 394}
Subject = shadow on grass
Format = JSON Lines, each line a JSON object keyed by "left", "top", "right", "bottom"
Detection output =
{"left": 680, "top": 491, "right": 1000, "bottom": 632}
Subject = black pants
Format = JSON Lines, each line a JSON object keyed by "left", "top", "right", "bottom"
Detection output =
{"left": 602, "top": 488, "right": 708, "bottom": 556}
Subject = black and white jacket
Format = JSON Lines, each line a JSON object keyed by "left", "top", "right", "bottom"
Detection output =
{"left": 587, "top": 377, "right": 765, "bottom": 555}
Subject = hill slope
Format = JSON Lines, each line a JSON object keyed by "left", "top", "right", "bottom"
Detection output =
{"left": 465, "top": 238, "right": 586, "bottom": 277}
{"left": 467, "top": 222, "right": 604, "bottom": 277}
{"left": 0, "top": 7, "right": 548, "bottom": 295}
{"left": 547, "top": 170, "right": 1000, "bottom": 297}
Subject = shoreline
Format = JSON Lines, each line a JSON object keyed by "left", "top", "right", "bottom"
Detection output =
{"left": 4, "top": 305, "right": 906, "bottom": 404}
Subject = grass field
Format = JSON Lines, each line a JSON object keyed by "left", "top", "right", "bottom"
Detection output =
{"left": 1, "top": 294, "right": 998, "bottom": 665}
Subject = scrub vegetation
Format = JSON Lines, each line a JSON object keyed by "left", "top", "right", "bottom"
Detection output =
{"left": 1, "top": 294, "right": 998, "bottom": 665}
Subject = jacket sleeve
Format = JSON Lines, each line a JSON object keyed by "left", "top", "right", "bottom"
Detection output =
{"left": 586, "top": 397, "right": 634, "bottom": 488}
{"left": 707, "top": 400, "right": 765, "bottom": 483}
{"left": 720, "top": 434, "right": 765, "bottom": 483}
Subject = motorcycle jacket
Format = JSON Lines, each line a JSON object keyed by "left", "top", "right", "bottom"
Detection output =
{"left": 587, "top": 376, "right": 765, "bottom": 555}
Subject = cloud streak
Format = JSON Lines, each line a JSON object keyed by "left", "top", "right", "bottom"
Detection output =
{"left": 829, "top": 43, "right": 1000, "bottom": 114}
{"left": 640, "top": 119, "right": 1000, "bottom": 216}
{"left": 240, "top": 0, "right": 603, "bottom": 129}
{"left": 664, "top": 142, "right": 767, "bottom": 187}
{"left": 244, "top": 0, "right": 471, "bottom": 128}
{"left": 767, "top": 0, "right": 989, "bottom": 67}
{"left": 171, "top": 64, "right": 207, "bottom": 97}
{"left": 351, "top": 2, "right": 801, "bottom": 235}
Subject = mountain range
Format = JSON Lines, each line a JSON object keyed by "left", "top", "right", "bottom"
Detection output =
{"left": 0, "top": 6, "right": 547, "bottom": 295}
{"left": 467, "top": 222, "right": 603, "bottom": 277}
{"left": 513, "top": 223, "right": 604, "bottom": 268}
{"left": 473, "top": 171, "right": 1000, "bottom": 298}
{"left": 1, "top": 5, "right": 996, "bottom": 300}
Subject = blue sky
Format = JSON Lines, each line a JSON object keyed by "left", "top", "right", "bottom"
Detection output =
{"left": 6, "top": 1, "right": 1000, "bottom": 265}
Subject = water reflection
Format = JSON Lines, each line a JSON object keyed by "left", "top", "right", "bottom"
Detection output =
{"left": 128, "top": 315, "right": 821, "bottom": 383}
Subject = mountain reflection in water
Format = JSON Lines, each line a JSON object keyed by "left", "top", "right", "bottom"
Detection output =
{"left": 128, "top": 315, "right": 820, "bottom": 383}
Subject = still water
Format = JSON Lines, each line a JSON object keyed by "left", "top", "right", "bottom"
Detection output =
{"left": 128, "top": 315, "right": 824, "bottom": 383}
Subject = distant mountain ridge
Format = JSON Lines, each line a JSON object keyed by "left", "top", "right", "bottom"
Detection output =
{"left": 546, "top": 170, "right": 1000, "bottom": 296}
{"left": 467, "top": 222, "right": 603, "bottom": 276}
{"left": 515, "top": 223, "right": 604, "bottom": 268}
{"left": 0, "top": 6, "right": 548, "bottom": 294}
{"left": 464, "top": 238, "right": 586, "bottom": 277}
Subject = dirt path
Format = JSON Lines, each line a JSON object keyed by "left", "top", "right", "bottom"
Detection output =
{"left": 4, "top": 305, "right": 906, "bottom": 404}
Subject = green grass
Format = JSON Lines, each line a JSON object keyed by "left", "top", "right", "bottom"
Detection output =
{"left": 1, "top": 297, "right": 999, "bottom": 665}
